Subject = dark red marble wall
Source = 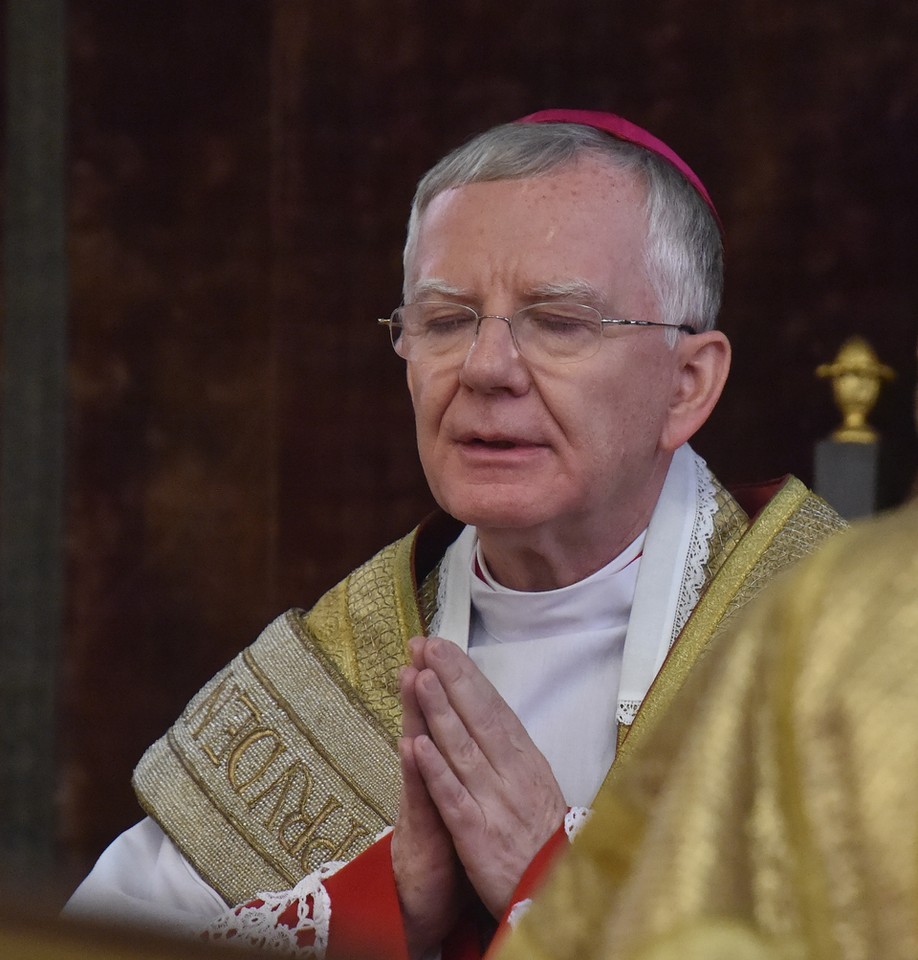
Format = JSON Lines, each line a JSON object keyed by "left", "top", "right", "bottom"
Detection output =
{"left": 55, "top": 0, "right": 917, "bottom": 869}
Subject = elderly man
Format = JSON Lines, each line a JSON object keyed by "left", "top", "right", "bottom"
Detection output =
{"left": 65, "top": 110, "right": 845, "bottom": 958}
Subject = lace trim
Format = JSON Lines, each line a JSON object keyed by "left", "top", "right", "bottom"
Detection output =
{"left": 507, "top": 898, "right": 533, "bottom": 928}
{"left": 616, "top": 698, "right": 642, "bottom": 726}
{"left": 564, "top": 806, "right": 592, "bottom": 842}
{"left": 503, "top": 810, "right": 591, "bottom": 932}
{"left": 670, "top": 455, "right": 717, "bottom": 648}
{"left": 616, "top": 453, "right": 717, "bottom": 730}
{"left": 202, "top": 828, "right": 394, "bottom": 957}
{"left": 428, "top": 550, "right": 450, "bottom": 637}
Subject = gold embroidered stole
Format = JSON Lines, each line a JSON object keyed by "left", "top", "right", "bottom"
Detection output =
{"left": 133, "top": 534, "right": 425, "bottom": 906}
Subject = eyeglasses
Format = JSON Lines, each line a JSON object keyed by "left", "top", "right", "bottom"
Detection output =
{"left": 378, "top": 301, "right": 696, "bottom": 365}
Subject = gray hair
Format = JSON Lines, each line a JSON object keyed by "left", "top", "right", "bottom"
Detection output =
{"left": 402, "top": 122, "right": 723, "bottom": 335}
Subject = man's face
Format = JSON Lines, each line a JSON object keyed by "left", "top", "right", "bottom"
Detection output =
{"left": 404, "top": 156, "right": 689, "bottom": 560}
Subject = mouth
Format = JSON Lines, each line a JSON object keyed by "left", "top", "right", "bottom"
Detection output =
{"left": 456, "top": 432, "right": 547, "bottom": 453}
{"left": 465, "top": 437, "right": 520, "bottom": 450}
{"left": 451, "top": 432, "right": 549, "bottom": 468}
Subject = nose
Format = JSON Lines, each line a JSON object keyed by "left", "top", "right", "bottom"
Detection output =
{"left": 469, "top": 315, "right": 520, "bottom": 363}
{"left": 459, "top": 315, "right": 530, "bottom": 393}
{"left": 475, "top": 314, "right": 516, "bottom": 348}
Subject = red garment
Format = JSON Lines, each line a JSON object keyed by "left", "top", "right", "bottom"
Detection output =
{"left": 218, "top": 821, "right": 571, "bottom": 959}
{"left": 323, "top": 834, "right": 407, "bottom": 960}
{"left": 325, "top": 824, "right": 570, "bottom": 960}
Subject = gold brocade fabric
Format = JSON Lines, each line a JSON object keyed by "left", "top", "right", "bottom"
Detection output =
{"left": 496, "top": 501, "right": 918, "bottom": 960}
{"left": 301, "top": 533, "right": 424, "bottom": 738}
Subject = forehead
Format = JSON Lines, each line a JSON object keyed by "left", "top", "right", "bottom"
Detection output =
{"left": 405, "top": 157, "right": 650, "bottom": 301}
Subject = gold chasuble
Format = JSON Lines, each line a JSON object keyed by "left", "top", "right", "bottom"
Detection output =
{"left": 133, "top": 479, "right": 845, "bottom": 908}
{"left": 496, "top": 501, "right": 918, "bottom": 960}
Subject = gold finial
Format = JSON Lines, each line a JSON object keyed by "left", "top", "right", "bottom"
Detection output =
{"left": 816, "top": 336, "right": 895, "bottom": 443}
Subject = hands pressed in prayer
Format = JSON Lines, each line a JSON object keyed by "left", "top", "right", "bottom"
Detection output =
{"left": 392, "top": 640, "right": 470, "bottom": 958}
{"left": 393, "top": 636, "right": 567, "bottom": 954}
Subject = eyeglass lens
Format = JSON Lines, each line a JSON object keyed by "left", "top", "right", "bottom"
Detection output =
{"left": 392, "top": 302, "right": 606, "bottom": 364}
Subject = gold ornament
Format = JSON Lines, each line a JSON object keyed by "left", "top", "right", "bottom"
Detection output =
{"left": 816, "top": 336, "right": 895, "bottom": 443}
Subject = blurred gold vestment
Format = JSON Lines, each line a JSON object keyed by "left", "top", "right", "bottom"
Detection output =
{"left": 497, "top": 501, "right": 918, "bottom": 960}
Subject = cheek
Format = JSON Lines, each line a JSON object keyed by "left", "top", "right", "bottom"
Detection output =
{"left": 405, "top": 363, "right": 418, "bottom": 408}
{"left": 406, "top": 364, "right": 434, "bottom": 422}
{"left": 581, "top": 421, "right": 630, "bottom": 479}
{"left": 406, "top": 366, "right": 451, "bottom": 443}
{"left": 576, "top": 370, "right": 667, "bottom": 466}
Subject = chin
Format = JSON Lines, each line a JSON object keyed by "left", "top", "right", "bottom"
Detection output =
{"left": 436, "top": 489, "right": 556, "bottom": 532}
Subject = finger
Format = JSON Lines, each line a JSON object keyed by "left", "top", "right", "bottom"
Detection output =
{"left": 414, "top": 666, "right": 491, "bottom": 784}
{"left": 393, "top": 737, "right": 463, "bottom": 956}
{"left": 412, "top": 733, "right": 478, "bottom": 835}
{"left": 408, "top": 634, "right": 427, "bottom": 671}
{"left": 414, "top": 732, "right": 565, "bottom": 921}
{"left": 398, "top": 736, "right": 439, "bottom": 824}
{"left": 422, "top": 637, "right": 532, "bottom": 771}
{"left": 399, "top": 664, "right": 429, "bottom": 739}
{"left": 396, "top": 737, "right": 451, "bottom": 864}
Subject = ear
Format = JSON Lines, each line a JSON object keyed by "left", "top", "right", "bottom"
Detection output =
{"left": 660, "top": 331, "right": 731, "bottom": 452}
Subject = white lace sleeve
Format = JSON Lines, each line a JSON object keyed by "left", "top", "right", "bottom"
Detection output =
{"left": 203, "top": 860, "right": 348, "bottom": 957}
{"left": 202, "top": 826, "right": 393, "bottom": 958}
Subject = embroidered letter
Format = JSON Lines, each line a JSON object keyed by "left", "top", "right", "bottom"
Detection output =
{"left": 189, "top": 681, "right": 263, "bottom": 767}
{"left": 280, "top": 796, "right": 371, "bottom": 870}
{"left": 227, "top": 727, "right": 289, "bottom": 792}
{"left": 244, "top": 760, "right": 312, "bottom": 832}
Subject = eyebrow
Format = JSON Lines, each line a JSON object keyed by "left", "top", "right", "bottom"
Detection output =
{"left": 409, "top": 279, "right": 471, "bottom": 302}
{"left": 408, "top": 277, "right": 607, "bottom": 305}
{"left": 526, "top": 279, "right": 606, "bottom": 304}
